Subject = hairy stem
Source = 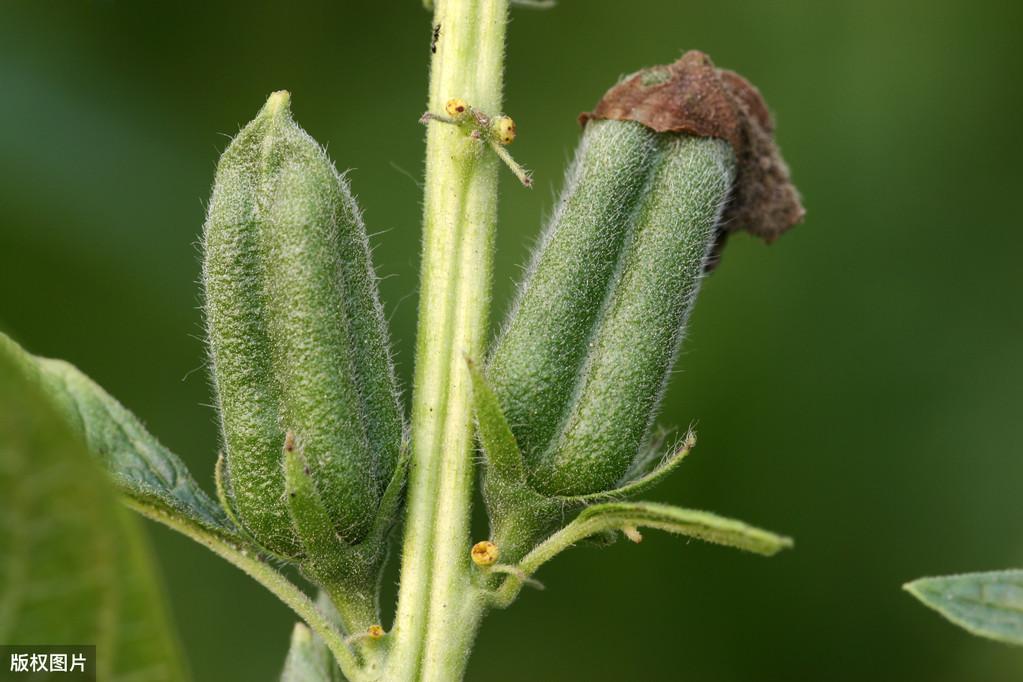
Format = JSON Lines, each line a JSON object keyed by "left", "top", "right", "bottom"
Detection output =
{"left": 385, "top": 1, "right": 508, "bottom": 680}
{"left": 122, "top": 501, "right": 367, "bottom": 682}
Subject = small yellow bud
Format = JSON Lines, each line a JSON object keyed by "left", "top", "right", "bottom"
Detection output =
{"left": 445, "top": 98, "right": 470, "bottom": 119}
{"left": 493, "top": 116, "right": 517, "bottom": 145}
{"left": 470, "top": 540, "right": 499, "bottom": 567}
{"left": 367, "top": 624, "right": 385, "bottom": 640}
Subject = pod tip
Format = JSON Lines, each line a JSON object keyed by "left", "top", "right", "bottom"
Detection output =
{"left": 580, "top": 51, "right": 804, "bottom": 258}
{"left": 265, "top": 90, "right": 292, "bottom": 115}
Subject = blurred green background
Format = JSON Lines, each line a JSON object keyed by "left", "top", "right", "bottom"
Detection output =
{"left": 2, "top": 0, "right": 1022, "bottom": 680}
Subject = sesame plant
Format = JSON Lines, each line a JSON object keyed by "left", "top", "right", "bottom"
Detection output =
{"left": 0, "top": 0, "right": 805, "bottom": 679}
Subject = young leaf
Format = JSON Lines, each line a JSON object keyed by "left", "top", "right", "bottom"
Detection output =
{"left": 283, "top": 438, "right": 343, "bottom": 568}
{"left": 467, "top": 357, "right": 526, "bottom": 482}
{"left": 489, "top": 501, "right": 791, "bottom": 608}
{"left": 568, "top": 432, "right": 695, "bottom": 504}
{"left": 280, "top": 623, "right": 337, "bottom": 682}
{"left": 0, "top": 335, "right": 190, "bottom": 681}
{"left": 280, "top": 592, "right": 352, "bottom": 682}
{"left": 0, "top": 332, "right": 373, "bottom": 678}
{"left": 571, "top": 502, "right": 794, "bottom": 556}
{"left": 905, "top": 571, "right": 1023, "bottom": 645}
{"left": 0, "top": 331, "right": 238, "bottom": 541}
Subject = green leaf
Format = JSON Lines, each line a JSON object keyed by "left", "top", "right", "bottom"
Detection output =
{"left": 0, "top": 335, "right": 367, "bottom": 680}
{"left": 0, "top": 334, "right": 190, "bottom": 680}
{"left": 490, "top": 501, "right": 791, "bottom": 607}
{"left": 371, "top": 441, "right": 411, "bottom": 537}
{"left": 569, "top": 431, "right": 695, "bottom": 504}
{"left": 284, "top": 444, "right": 345, "bottom": 570}
{"left": 280, "top": 623, "right": 337, "bottom": 682}
{"left": 573, "top": 502, "right": 793, "bottom": 556}
{"left": 0, "top": 331, "right": 238, "bottom": 541}
{"left": 905, "top": 571, "right": 1023, "bottom": 645}
{"left": 214, "top": 452, "right": 248, "bottom": 534}
{"left": 467, "top": 357, "right": 526, "bottom": 482}
{"left": 280, "top": 593, "right": 349, "bottom": 682}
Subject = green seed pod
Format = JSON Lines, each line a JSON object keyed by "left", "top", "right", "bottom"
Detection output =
{"left": 487, "top": 120, "right": 662, "bottom": 469}
{"left": 532, "top": 132, "right": 733, "bottom": 495}
{"left": 488, "top": 51, "right": 803, "bottom": 498}
{"left": 203, "top": 91, "right": 403, "bottom": 556}
{"left": 488, "top": 121, "right": 733, "bottom": 497}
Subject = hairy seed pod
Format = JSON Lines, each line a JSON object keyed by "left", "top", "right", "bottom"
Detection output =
{"left": 203, "top": 91, "right": 403, "bottom": 555}
{"left": 488, "top": 121, "right": 660, "bottom": 470}
{"left": 487, "top": 119, "right": 735, "bottom": 497}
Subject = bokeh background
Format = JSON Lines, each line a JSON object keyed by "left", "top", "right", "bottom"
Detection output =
{"left": 2, "top": 1, "right": 1022, "bottom": 680}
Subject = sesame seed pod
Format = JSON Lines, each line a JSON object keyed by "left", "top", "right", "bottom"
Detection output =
{"left": 203, "top": 94, "right": 295, "bottom": 556}
{"left": 530, "top": 134, "right": 735, "bottom": 495}
{"left": 330, "top": 175, "right": 404, "bottom": 502}
{"left": 487, "top": 120, "right": 661, "bottom": 470}
{"left": 481, "top": 52, "right": 801, "bottom": 556}
{"left": 203, "top": 92, "right": 402, "bottom": 554}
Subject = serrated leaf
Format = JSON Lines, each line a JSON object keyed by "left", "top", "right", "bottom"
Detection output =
{"left": 905, "top": 570, "right": 1023, "bottom": 645}
{"left": 574, "top": 502, "right": 793, "bottom": 556}
{"left": 0, "top": 332, "right": 237, "bottom": 540}
{"left": 0, "top": 335, "right": 190, "bottom": 681}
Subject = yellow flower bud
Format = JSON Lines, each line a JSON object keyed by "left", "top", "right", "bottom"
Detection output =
{"left": 471, "top": 540, "right": 499, "bottom": 567}
{"left": 445, "top": 98, "right": 470, "bottom": 119}
{"left": 492, "top": 116, "right": 517, "bottom": 145}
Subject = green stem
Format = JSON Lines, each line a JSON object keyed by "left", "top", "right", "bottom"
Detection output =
{"left": 488, "top": 511, "right": 631, "bottom": 608}
{"left": 123, "top": 500, "right": 367, "bottom": 682}
{"left": 385, "top": 0, "right": 508, "bottom": 679}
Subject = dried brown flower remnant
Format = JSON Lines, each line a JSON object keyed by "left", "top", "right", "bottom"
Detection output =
{"left": 580, "top": 50, "right": 804, "bottom": 267}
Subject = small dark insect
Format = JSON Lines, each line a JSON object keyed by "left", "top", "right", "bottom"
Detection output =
{"left": 431, "top": 24, "right": 441, "bottom": 53}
